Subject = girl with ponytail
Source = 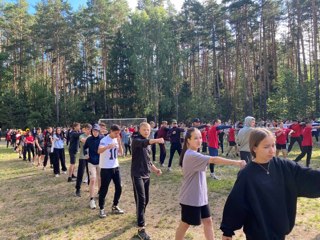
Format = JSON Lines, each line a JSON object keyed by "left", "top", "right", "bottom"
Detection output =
{"left": 175, "top": 127, "right": 246, "bottom": 240}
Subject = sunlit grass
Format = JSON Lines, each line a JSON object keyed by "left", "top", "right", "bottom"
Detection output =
{"left": 0, "top": 142, "right": 320, "bottom": 239}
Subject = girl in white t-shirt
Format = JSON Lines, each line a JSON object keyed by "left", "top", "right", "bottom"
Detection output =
{"left": 175, "top": 127, "right": 246, "bottom": 240}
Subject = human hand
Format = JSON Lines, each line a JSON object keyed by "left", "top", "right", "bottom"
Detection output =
{"left": 239, "top": 160, "right": 247, "bottom": 169}
{"left": 155, "top": 168, "right": 162, "bottom": 176}
{"left": 157, "top": 138, "right": 164, "bottom": 144}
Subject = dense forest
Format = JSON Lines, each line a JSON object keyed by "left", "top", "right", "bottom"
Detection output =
{"left": 0, "top": 0, "right": 319, "bottom": 128}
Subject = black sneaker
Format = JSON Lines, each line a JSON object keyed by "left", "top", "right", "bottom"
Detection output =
{"left": 68, "top": 177, "right": 73, "bottom": 182}
{"left": 72, "top": 174, "right": 77, "bottom": 179}
{"left": 137, "top": 229, "right": 151, "bottom": 240}
{"left": 75, "top": 190, "right": 81, "bottom": 197}
{"left": 112, "top": 205, "right": 124, "bottom": 214}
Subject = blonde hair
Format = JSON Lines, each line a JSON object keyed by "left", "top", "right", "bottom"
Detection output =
{"left": 249, "top": 128, "right": 275, "bottom": 158}
{"left": 140, "top": 122, "right": 150, "bottom": 129}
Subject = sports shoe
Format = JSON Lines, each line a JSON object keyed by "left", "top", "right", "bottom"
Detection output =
{"left": 62, "top": 171, "right": 67, "bottom": 174}
{"left": 167, "top": 167, "right": 172, "bottom": 172}
{"left": 210, "top": 173, "right": 220, "bottom": 180}
{"left": 89, "top": 199, "right": 96, "bottom": 209}
{"left": 72, "top": 174, "right": 77, "bottom": 179}
{"left": 68, "top": 177, "right": 72, "bottom": 182}
{"left": 75, "top": 190, "right": 81, "bottom": 197}
{"left": 137, "top": 229, "right": 151, "bottom": 240}
{"left": 83, "top": 177, "right": 88, "bottom": 183}
{"left": 99, "top": 209, "right": 107, "bottom": 218}
{"left": 112, "top": 205, "right": 124, "bottom": 214}
{"left": 55, "top": 174, "right": 60, "bottom": 177}
{"left": 160, "top": 163, "right": 164, "bottom": 167}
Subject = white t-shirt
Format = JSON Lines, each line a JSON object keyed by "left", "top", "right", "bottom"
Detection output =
{"left": 99, "top": 135, "right": 119, "bottom": 169}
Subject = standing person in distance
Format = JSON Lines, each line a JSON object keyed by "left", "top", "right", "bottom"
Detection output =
{"left": 167, "top": 120, "right": 185, "bottom": 171}
{"left": 175, "top": 127, "right": 246, "bottom": 240}
{"left": 220, "top": 128, "right": 320, "bottom": 239}
{"left": 98, "top": 124, "right": 124, "bottom": 218}
{"left": 275, "top": 121, "right": 293, "bottom": 159}
{"left": 75, "top": 123, "right": 92, "bottom": 197}
{"left": 237, "top": 116, "right": 255, "bottom": 163}
{"left": 131, "top": 122, "right": 164, "bottom": 240}
{"left": 43, "top": 127, "right": 54, "bottom": 170}
{"left": 294, "top": 121, "right": 320, "bottom": 167}
{"left": 35, "top": 127, "right": 45, "bottom": 167}
{"left": 157, "top": 121, "right": 169, "bottom": 166}
{"left": 121, "top": 127, "right": 131, "bottom": 156}
{"left": 207, "top": 119, "right": 232, "bottom": 179}
{"left": 83, "top": 124, "right": 103, "bottom": 209}
{"left": 68, "top": 122, "right": 82, "bottom": 182}
{"left": 52, "top": 127, "right": 67, "bottom": 177}
{"left": 287, "top": 119, "right": 302, "bottom": 153}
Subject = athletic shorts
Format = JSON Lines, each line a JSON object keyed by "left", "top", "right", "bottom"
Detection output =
{"left": 36, "top": 147, "right": 45, "bottom": 156}
{"left": 69, "top": 150, "right": 77, "bottom": 164}
{"left": 180, "top": 203, "right": 211, "bottom": 226}
{"left": 229, "top": 141, "right": 236, "bottom": 146}
{"left": 276, "top": 144, "right": 287, "bottom": 150}
{"left": 88, "top": 163, "right": 100, "bottom": 179}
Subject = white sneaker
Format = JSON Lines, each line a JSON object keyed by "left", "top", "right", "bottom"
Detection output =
{"left": 210, "top": 173, "right": 220, "bottom": 180}
{"left": 55, "top": 174, "right": 60, "bottom": 177}
{"left": 168, "top": 167, "right": 172, "bottom": 172}
{"left": 83, "top": 177, "right": 88, "bottom": 183}
{"left": 62, "top": 171, "right": 67, "bottom": 174}
{"left": 90, "top": 199, "right": 96, "bottom": 209}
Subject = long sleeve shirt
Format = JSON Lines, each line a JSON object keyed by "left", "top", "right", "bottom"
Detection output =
{"left": 131, "top": 134, "right": 153, "bottom": 178}
{"left": 207, "top": 125, "right": 231, "bottom": 149}
{"left": 220, "top": 157, "right": 320, "bottom": 240}
{"left": 167, "top": 127, "right": 185, "bottom": 144}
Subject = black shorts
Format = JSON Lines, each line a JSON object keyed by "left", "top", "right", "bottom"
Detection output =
{"left": 276, "top": 144, "right": 287, "bottom": 150}
{"left": 36, "top": 147, "right": 45, "bottom": 156}
{"left": 229, "top": 141, "right": 236, "bottom": 146}
{"left": 69, "top": 150, "right": 76, "bottom": 164}
{"left": 180, "top": 204, "right": 211, "bottom": 226}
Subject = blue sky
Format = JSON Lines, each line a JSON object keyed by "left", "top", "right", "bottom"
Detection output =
{"left": 4, "top": 0, "right": 188, "bottom": 13}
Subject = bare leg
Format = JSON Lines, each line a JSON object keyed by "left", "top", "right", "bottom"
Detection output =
{"left": 175, "top": 221, "right": 190, "bottom": 240}
{"left": 202, "top": 217, "right": 214, "bottom": 240}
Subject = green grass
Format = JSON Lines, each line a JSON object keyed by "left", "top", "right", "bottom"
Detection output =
{"left": 0, "top": 142, "right": 320, "bottom": 239}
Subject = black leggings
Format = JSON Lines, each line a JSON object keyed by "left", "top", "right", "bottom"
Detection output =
{"left": 75, "top": 159, "right": 89, "bottom": 191}
{"left": 287, "top": 136, "right": 302, "bottom": 153}
{"left": 53, "top": 148, "right": 67, "bottom": 174}
{"left": 294, "top": 146, "right": 312, "bottom": 167}
{"left": 99, "top": 168, "right": 122, "bottom": 209}
{"left": 168, "top": 143, "right": 182, "bottom": 168}
{"left": 26, "top": 144, "right": 35, "bottom": 161}
{"left": 132, "top": 176, "right": 150, "bottom": 227}
{"left": 124, "top": 143, "right": 131, "bottom": 156}
{"left": 159, "top": 143, "right": 166, "bottom": 164}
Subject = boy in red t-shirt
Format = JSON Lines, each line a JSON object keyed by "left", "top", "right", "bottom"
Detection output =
{"left": 275, "top": 122, "right": 293, "bottom": 159}
{"left": 294, "top": 121, "right": 320, "bottom": 167}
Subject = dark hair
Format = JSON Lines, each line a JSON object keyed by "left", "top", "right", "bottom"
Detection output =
{"left": 110, "top": 124, "right": 121, "bottom": 131}
{"left": 179, "top": 127, "right": 198, "bottom": 167}
{"left": 249, "top": 128, "right": 274, "bottom": 158}
{"left": 72, "top": 122, "right": 80, "bottom": 129}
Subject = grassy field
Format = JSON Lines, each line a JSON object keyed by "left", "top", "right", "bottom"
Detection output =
{"left": 1, "top": 141, "right": 320, "bottom": 240}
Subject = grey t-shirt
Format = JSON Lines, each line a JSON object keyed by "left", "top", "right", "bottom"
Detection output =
{"left": 79, "top": 133, "right": 89, "bottom": 159}
{"left": 179, "top": 149, "right": 210, "bottom": 207}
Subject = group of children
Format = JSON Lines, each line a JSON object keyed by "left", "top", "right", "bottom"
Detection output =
{"left": 5, "top": 116, "right": 320, "bottom": 239}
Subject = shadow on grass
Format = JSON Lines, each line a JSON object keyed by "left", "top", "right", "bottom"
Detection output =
{"left": 96, "top": 222, "right": 135, "bottom": 240}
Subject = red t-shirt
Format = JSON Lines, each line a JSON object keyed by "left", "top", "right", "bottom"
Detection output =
{"left": 301, "top": 126, "right": 313, "bottom": 146}
{"left": 228, "top": 128, "right": 235, "bottom": 142}
{"left": 290, "top": 123, "right": 302, "bottom": 137}
{"left": 128, "top": 127, "right": 135, "bottom": 133}
{"left": 207, "top": 126, "right": 219, "bottom": 149}
{"left": 275, "top": 128, "right": 290, "bottom": 145}
{"left": 201, "top": 130, "right": 207, "bottom": 143}
{"left": 26, "top": 135, "right": 34, "bottom": 144}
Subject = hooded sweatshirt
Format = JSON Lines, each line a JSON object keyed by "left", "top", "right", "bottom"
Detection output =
{"left": 237, "top": 116, "right": 255, "bottom": 152}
